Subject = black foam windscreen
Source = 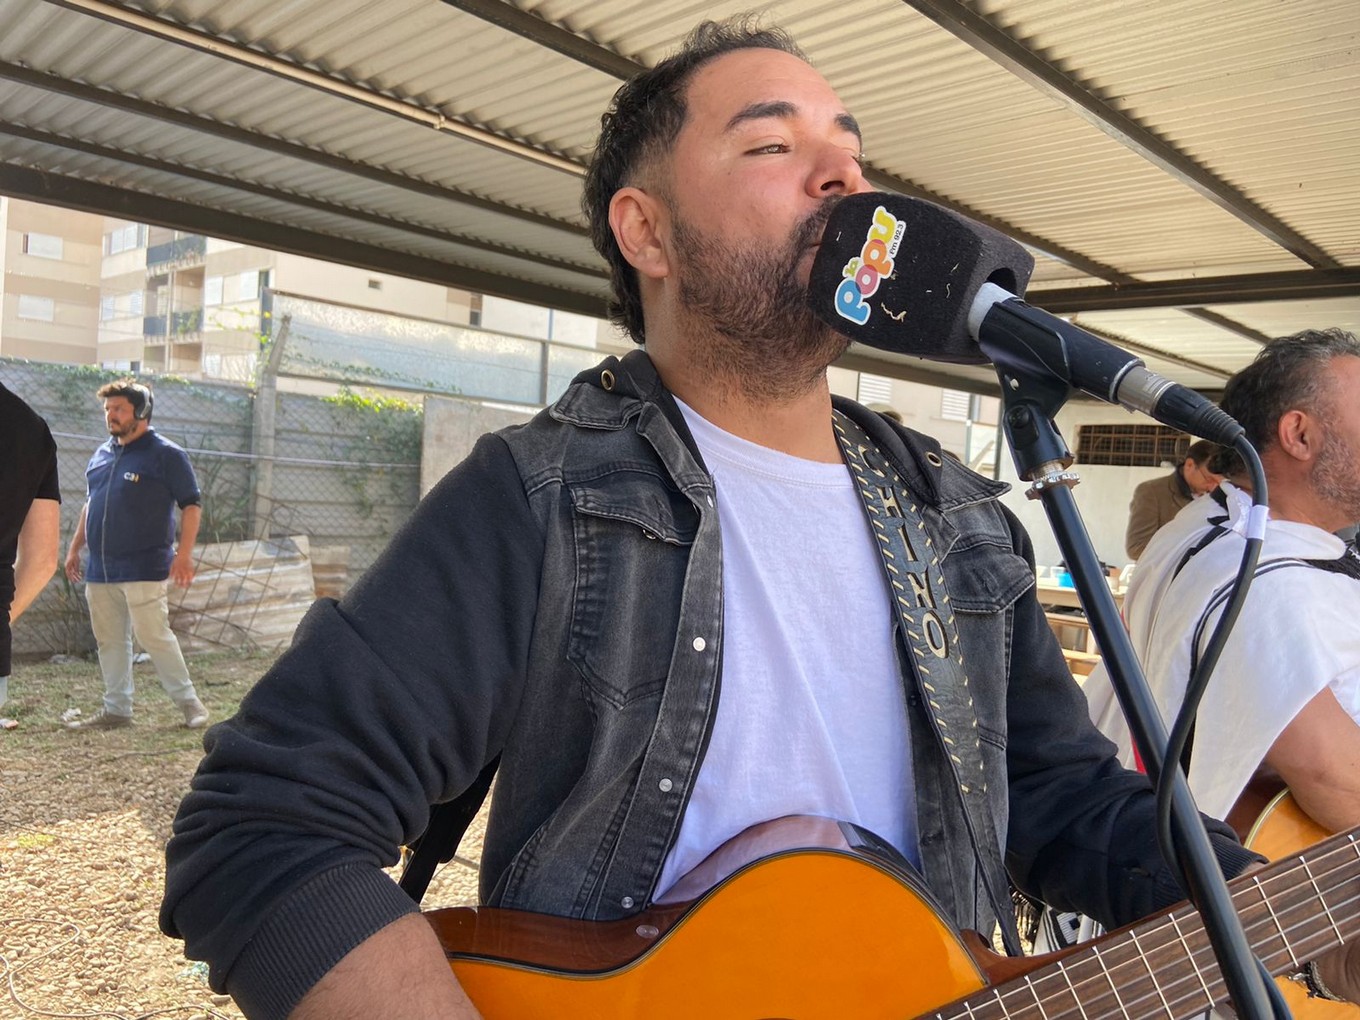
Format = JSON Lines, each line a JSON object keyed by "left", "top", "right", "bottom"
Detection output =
{"left": 808, "top": 193, "right": 1035, "bottom": 364}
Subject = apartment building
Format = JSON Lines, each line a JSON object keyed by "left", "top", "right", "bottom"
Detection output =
{"left": 0, "top": 197, "right": 102, "bottom": 364}
{"left": 6, "top": 198, "right": 999, "bottom": 468}
{"left": 92, "top": 220, "right": 495, "bottom": 382}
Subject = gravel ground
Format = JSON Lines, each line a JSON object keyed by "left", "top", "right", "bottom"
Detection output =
{"left": 1, "top": 652, "right": 485, "bottom": 1020}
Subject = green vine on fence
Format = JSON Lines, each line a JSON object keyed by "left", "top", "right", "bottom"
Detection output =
{"left": 320, "top": 387, "right": 424, "bottom": 519}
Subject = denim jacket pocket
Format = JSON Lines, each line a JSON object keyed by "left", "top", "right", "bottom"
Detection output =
{"left": 568, "top": 474, "right": 698, "bottom": 709}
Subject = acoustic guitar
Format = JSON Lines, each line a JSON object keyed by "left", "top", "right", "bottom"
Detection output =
{"left": 1228, "top": 778, "right": 1359, "bottom": 1020}
{"left": 425, "top": 814, "right": 1360, "bottom": 1019}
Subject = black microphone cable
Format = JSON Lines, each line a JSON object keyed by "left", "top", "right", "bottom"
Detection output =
{"left": 1153, "top": 433, "right": 1269, "bottom": 891}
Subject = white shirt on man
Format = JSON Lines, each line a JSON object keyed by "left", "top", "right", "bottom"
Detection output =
{"left": 1085, "top": 481, "right": 1360, "bottom": 818}
{"left": 654, "top": 402, "right": 919, "bottom": 898}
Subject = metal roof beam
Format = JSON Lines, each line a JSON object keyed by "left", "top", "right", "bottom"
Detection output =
{"left": 902, "top": 0, "right": 1339, "bottom": 269}
{"left": 1029, "top": 268, "right": 1360, "bottom": 312}
{"left": 43, "top": 0, "right": 584, "bottom": 176}
{"left": 0, "top": 62, "right": 586, "bottom": 239}
{"left": 0, "top": 122, "right": 606, "bottom": 280}
{"left": 440, "top": 0, "right": 641, "bottom": 78}
{"left": 1180, "top": 309, "right": 1273, "bottom": 347}
{"left": 0, "top": 164, "right": 609, "bottom": 318}
{"left": 443, "top": 0, "right": 1135, "bottom": 284}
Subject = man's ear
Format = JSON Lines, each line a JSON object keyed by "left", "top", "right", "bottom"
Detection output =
{"left": 609, "top": 187, "right": 670, "bottom": 281}
{"left": 1277, "top": 408, "right": 1320, "bottom": 463}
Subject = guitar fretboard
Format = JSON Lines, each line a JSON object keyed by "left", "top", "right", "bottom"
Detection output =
{"left": 933, "top": 832, "right": 1360, "bottom": 1020}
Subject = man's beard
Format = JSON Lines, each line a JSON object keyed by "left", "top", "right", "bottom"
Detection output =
{"left": 671, "top": 199, "right": 848, "bottom": 403}
{"left": 1313, "top": 422, "right": 1360, "bottom": 525}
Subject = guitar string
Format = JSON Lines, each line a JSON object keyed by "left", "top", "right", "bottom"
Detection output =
{"left": 935, "top": 839, "right": 1360, "bottom": 1020}
{"left": 1011, "top": 867, "right": 1360, "bottom": 1020}
{"left": 1007, "top": 881, "right": 1360, "bottom": 1020}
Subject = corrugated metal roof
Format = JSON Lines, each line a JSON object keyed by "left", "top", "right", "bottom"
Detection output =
{"left": 2, "top": 0, "right": 1357, "bottom": 393}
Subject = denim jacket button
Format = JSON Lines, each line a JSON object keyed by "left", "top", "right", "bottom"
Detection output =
{"left": 658, "top": 777, "right": 673, "bottom": 793}
{"left": 621, "top": 896, "right": 635, "bottom": 909}
{"left": 692, "top": 636, "right": 706, "bottom": 652}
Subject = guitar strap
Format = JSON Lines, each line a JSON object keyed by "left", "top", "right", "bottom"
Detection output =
{"left": 399, "top": 754, "right": 499, "bottom": 903}
{"left": 833, "top": 411, "right": 1021, "bottom": 955}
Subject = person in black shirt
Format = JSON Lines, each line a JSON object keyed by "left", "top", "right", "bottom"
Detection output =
{"left": 0, "top": 381, "right": 61, "bottom": 729}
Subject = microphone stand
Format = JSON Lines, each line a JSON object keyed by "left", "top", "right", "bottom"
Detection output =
{"left": 990, "top": 361, "right": 1279, "bottom": 1020}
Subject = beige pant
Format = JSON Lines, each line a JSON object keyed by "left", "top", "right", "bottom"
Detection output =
{"left": 85, "top": 580, "right": 197, "bottom": 717}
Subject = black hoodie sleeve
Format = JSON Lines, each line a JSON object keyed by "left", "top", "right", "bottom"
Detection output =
{"left": 160, "top": 433, "right": 542, "bottom": 1020}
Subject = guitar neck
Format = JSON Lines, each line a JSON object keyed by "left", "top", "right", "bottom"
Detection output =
{"left": 939, "top": 829, "right": 1360, "bottom": 1020}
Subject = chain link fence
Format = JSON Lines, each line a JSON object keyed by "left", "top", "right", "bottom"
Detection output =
{"left": 2, "top": 357, "right": 421, "bottom": 658}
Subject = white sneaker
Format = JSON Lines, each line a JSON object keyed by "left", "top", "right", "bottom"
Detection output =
{"left": 66, "top": 709, "right": 133, "bottom": 731}
{"left": 180, "top": 698, "right": 210, "bottom": 729}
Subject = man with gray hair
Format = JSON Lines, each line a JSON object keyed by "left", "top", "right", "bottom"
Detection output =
{"left": 1085, "top": 327, "right": 1360, "bottom": 1000}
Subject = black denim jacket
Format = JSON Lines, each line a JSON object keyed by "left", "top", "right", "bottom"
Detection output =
{"left": 162, "top": 350, "right": 1256, "bottom": 1020}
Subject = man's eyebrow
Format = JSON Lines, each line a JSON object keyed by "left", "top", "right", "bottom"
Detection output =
{"left": 724, "top": 101, "right": 863, "bottom": 143}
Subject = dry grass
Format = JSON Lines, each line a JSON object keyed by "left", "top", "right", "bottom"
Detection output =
{"left": 1, "top": 651, "right": 486, "bottom": 1020}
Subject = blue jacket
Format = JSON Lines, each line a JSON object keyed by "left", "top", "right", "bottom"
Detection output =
{"left": 84, "top": 428, "right": 200, "bottom": 583}
{"left": 162, "top": 351, "right": 1255, "bottom": 1020}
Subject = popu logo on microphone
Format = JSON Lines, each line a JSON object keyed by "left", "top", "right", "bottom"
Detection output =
{"left": 833, "top": 205, "right": 905, "bottom": 326}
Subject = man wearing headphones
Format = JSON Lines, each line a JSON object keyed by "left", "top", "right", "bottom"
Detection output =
{"left": 65, "top": 380, "right": 209, "bottom": 731}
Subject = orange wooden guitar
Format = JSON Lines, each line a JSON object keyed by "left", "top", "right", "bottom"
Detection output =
{"left": 1229, "top": 778, "right": 1359, "bottom": 1020}
{"left": 425, "top": 814, "right": 1360, "bottom": 1019}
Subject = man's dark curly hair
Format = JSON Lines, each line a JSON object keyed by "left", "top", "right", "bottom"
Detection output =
{"left": 581, "top": 17, "right": 806, "bottom": 344}
{"left": 96, "top": 378, "right": 153, "bottom": 421}
{"left": 1209, "top": 326, "right": 1360, "bottom": 474}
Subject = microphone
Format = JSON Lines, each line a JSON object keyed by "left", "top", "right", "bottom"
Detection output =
{"left": 809, "top": 193, "right": 1242, "bottom": 444}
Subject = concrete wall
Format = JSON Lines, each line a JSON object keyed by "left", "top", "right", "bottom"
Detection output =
{"left": 274, "top": 252, "right": 460, "bottom": 322}
{"left": 481, "top": 295, "right": 603, "bottom": 347}
{"left": 421, "top": 394, "right": 536, "bottom": 495}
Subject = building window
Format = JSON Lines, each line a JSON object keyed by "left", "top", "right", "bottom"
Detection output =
{"left": 1076, "top": 424, "right": 1186, "bottom": 467}
{"left": 939, "top": 389, "right": 973, "bottom": 422}
{"left": 238, "top": 270, "right": 260, "bottom": 300}
{"left": 129, "top": 290, "right": 144, "bottom": 315}
{"left": 857, "top": 373, "right": 894, "bottom": 406}
{"left": 23, "top": 233, "right": 63, "bottom": 259}
{"left": 205, "top": 276, "right": 224, "bottom": 306}
{"left": 103, "top": 223, "right": 145, "bottom": 255}
{"left": 100, "top": 295, "right": 118, "bottom": 321}
{"left": 17, "top": 294, "right": 56, "bottom": 321}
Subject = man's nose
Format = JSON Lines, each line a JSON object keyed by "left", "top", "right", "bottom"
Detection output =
{"left": 809, "top": 144, "right": 870, "bottom": 197}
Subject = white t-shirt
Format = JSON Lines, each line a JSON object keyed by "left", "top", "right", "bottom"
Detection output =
{"left": 1084, "top": 482, "right": 1360, "bottom": 818}
{"left": 654, "top": 402, "right": 918, "bottom": 898}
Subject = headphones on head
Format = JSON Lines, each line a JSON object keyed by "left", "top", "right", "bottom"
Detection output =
{"left": 128, "top": 382, "right": 154, "bottom": 421}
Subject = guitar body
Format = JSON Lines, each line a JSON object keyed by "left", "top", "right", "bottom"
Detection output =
{"left": 1241, "top": 788, "right": 1359, "bottom": 1020}
{"left": 428, "top": 822, "right": 987, "bottom": 1019}
{"left": 425, "top": 812, "right": 1360, "bottom": 1020}
{"left": 1243, "top": 787, "right": 1330, "bottom": 861}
